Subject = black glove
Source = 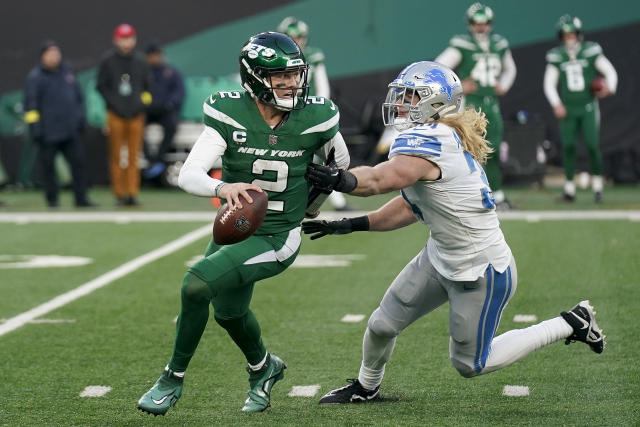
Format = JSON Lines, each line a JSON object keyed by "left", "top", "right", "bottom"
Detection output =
{"left": 302, "top": 216, "right": 370, "bottom": 240}
{"left": 305, "top": 163, "right": 358, "bottom": 193}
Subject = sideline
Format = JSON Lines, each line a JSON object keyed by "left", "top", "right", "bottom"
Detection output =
{"left": 0, "top": 210, "right": 639, "bottom": 223}
{"left": 0, "top": 225, "right": 212, "bottom": 337}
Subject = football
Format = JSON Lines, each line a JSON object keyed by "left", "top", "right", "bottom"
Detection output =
{"left": 213, "top": 189, "right": 268, "bottom": 245}
{"left": 590, "top": 77, "right": 606, "bottom": 94}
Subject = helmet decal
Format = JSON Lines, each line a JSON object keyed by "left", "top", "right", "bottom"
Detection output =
{"left": 423, "top": 69, "right": 460, "bottom": 101}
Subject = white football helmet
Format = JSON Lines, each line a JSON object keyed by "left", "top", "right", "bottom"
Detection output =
{"left": 382, "top": 61, "right": 463, "bottom": 130}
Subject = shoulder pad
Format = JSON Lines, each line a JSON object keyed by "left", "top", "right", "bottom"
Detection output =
{"left": 203, "top": 91, "right": 247, "bottom": 130}
{"left": 546, "top": 48, "right": 563, "bottom": 64}
{"left": 582, "top": 42, "right": 602, "bottom": 58}
{"left": 390, "top": 124, "right": 453, "bottom": 159}
{"left": 492, "top": 34, "right": 509, "bottom": 50}
{"left": 299, "top": 96, "right": 340, "bottom": 135}
{"left": 450, "top": 35, "right": 475, "bottom": 50}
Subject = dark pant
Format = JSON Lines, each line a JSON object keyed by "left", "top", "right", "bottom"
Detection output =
{"left": 144, "top": 110, "right": 178, "bottom": 164}
{"left": 39, "top": 134, "right": 88, "bottom": 206}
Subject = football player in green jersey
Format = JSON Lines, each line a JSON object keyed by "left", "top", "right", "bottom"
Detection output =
{"left": 544, "top": 15, "right": 617, "bottom": 203}
{"left": 277, "top": 16, "right": 354, "bottom": 212}
{"left": 435, "top": 2, "right": 516, "bottom": 209}
{"left": 137, "top": 31, "right": 350, "bottom": 416}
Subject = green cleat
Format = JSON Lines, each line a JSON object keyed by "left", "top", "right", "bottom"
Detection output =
{"left": 137, "top": 367, "right": 184, "bottom": 416}
{"left": 242, "top": 354, "right": 286, "bottom": 413}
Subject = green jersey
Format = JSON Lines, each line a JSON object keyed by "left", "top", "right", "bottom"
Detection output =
{"left": 546, "top": 42, "right": 601, "bottom": 107}
{"left": 303, "top": 46, "right": 325, "bottom": 96}
{"left": 203, "top": 91, "right": 339, "bottom": 235}
{"left": 447, "top": 33, "right": 510, "bottom": 104}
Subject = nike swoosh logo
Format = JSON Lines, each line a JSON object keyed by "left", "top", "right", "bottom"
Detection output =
{"left": 570, "top": 312, "right": 590, "bottom": 329}
{"left": 152, "top": 391, "right": 174, "bottom": 405}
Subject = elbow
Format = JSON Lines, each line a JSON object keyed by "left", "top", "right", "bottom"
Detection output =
{"left": 177, "top": 164, "right": 190, "bottom": 191}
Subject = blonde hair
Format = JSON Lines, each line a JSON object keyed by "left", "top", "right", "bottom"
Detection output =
{"left": 439, "top": 107, "right": 493, "bottom": 165}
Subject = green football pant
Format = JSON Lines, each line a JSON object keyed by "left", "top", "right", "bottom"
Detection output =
{"left": 559, "top": 101, "right": 602, "bottom": 180}
{"left": 169, "top": 228, "right": 301, "bottom": 371}
{"left": 468, "top": 97, "right": 504, "bottom": 192}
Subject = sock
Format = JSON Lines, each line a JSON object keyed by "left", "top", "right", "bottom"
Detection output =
{"left": 169, "top": 273, "right": 213, "bottom": 372}
{"left": 215, "top": 310, "right": 266, "bottom": 366}
{"left": 479, "top": 317, "right": 573, "bottom": 375}
{"left": 564, "top": 181, "right": 576, "bottom": 196}
{"left": 358, "top": 327, "right": 396, "bottom": 391}
{"left": 494, "top": 190, "right": 505, "bottom": 204}
{"left": 165, "top": 364, "right": 185, "bottom": 378}
{"left": 248, "top": 352, "right": 268, "bottom": 371}
{"left": 592, "top": 175, "right": 603, "bottom": 193}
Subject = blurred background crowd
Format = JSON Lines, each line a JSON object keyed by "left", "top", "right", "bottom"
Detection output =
{"left": 0, "top": 0, "right": 638, "bottom": 208}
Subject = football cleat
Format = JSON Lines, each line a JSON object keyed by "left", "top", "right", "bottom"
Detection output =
{"left": 242, "top": 354, "right": 286, "bottom": 413}
{"left": 594, "top": 192, "right": 603, "bottom": 203}
{"left": 561, "top": 300, "right": 606, "bottom": 354}
{"left": 137, "top": 367, "right": 184, "bottom": 416}
{"left": 318, "top": 379, "right": 380, "bottom": 404}
{"left": 557, "top": 193, "right": 575, "bottom": 203}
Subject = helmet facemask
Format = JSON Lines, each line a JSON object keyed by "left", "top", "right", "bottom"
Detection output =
{"left": 253, "top": 64, "right": 309, "bottom": 111}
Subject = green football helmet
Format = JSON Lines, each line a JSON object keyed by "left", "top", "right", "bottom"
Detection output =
{"left": 556, "top": 14, "right": 583, "bottom": 38}
{"left": 466, "top": 2, "right": 494, "bottom": 24}
{"left": 277, "top": 16, "right": 309, "bottom": 47}
{"left": 239, "top": 32, "right": 309, "bottom": 111}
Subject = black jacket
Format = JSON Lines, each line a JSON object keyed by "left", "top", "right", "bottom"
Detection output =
{"left": 149, "top": 63, "right": 185, "bottom": 114}
{"left": 97, "top": 49, "right": 151, "bottom": 118}
{"left": 24, "top": 62, "right": 85, "bottom": 144}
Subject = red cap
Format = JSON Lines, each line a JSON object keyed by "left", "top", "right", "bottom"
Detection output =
{"left": 113, "top": 23, "right": 136, "bottom": 39}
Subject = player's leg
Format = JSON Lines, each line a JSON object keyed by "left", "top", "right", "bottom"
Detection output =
{"left": 202, "top": 231, "right": 300, "bottom": 412}
{"left": 559, "top": 113, "right": 579, "bottom": 200}
{"left": 319, "top": 248, "right": 448, "bottom": 403}
{"left": 484, "top": 103, "right": 507, "bottom": 206}
{"left": 39, "top": 142, "right": 59, "bottom": 207}
{"left": 582, "top": 102, "right": 604, "bottom": 201}
{"left": 106, "top": 111, "right": 126, "bottom": 202}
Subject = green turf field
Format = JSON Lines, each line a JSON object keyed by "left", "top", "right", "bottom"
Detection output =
{"left": 1, "top": 186, "right": 639, "bottom": 425}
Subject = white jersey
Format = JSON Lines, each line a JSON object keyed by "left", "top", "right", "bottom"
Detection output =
{"left": 388, "top": 122, "right": 511, "bottom": 281}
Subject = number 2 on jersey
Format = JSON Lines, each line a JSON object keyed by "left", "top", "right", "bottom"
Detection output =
{"left": 251, "top": 159, "right": 287, "bottom": 211}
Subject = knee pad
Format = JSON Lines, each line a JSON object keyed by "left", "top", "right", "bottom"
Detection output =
{"left": 450, "top": 356, "right": 478, "bottom": 378}
{"left": 367, "top": 307, "right": 401, "bottom": 339}
{"left": 181, "top": 272, "right": 212, "bottom": 304}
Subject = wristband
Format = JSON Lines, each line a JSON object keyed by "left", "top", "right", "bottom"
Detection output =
{"left": 349, "top": 215, "right": 370, "bottom": 232}
{"left": 214, "top": 181, "right": 226, "bottom": 198}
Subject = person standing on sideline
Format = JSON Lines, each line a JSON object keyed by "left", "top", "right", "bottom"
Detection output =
{"left": 142, "top": 39, "right": 185, "bottom": 180}
{"left": 303, "top": 61, "right": 605, "bottom": 403}
{"left": 278, "top": 16, "right": 354, "bottom": 212}
{"left": 435, "top": 3, "right": 516, "bottom": 209}
{"left": 97, "top": 23, "right": 152, "bottom": 206}
{"left": 544, "top": 15, "right": 617, "bottom": 203}
{"left": 24, "top": 40, "right": 95, "bottom": 208}
{"left": 137, "top": 32, "right": 349, "bottom": 416}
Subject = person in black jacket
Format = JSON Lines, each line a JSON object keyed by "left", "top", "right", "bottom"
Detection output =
{"left": 142, "top": 40, "right": 185, "bottom": 179}
{"left": 97, "top": 23, "right": 152, "bottom": 206}
{"left": 24, "top": 40, "right": 95, "bottom": 208}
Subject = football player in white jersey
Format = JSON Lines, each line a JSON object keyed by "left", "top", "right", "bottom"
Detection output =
{"left": 303, "top": 61, "right": 605, "bottom": 403}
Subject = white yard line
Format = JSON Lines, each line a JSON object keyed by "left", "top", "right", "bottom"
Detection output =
{"left": 0, "top": 210, "right": 640, "bottom": 223}
{"left": 0, "top": 225, "right": 211, "bottom": 337}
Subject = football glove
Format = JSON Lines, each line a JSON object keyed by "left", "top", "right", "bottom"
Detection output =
{"left": 301, "top": 216, "right": 369, "bottom": 240}
{"left": 305, "top": 163, "right": 358, "bottom": 193}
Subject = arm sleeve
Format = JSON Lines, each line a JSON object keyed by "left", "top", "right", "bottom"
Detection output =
{"left": 314, "top": 131, "right": 350, "bottom": 169}
{"left": 434, "top": 47, "right": 462, "bottom": 69}
{"left": 177, "top": 126, "right": 227, "bottom": 196}
{"left": 170, "top": 68, "right": 186, "bottom": 108}
{"left": 23, "top": 73, "right": 42, "bottom": 136}
{"left": 96, "top": 60, "right": 116, "bottom": 110}
{"left": 595, "top": 54, "right": 618, "bottom": 94}
{"left": 498, "top": 50, "right": 517, "bottom": 92}
{"left": 312, "top": 63, "right": 330, "bottom": 98}
{"left": 543, "top": 64, "right": 562, "bottom": 107}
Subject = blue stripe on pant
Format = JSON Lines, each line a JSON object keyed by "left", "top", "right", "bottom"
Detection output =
{"left": 474, "top": 265, "right": 513, "bottom": 373}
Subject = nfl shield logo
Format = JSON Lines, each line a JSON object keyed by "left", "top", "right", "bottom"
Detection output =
{"left": 269, "top": 134, "right": 278, "bottom": 146}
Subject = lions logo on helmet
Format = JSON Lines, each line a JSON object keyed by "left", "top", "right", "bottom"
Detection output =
{"left": 382, "top": 61, "right": 463, "bottom": 130}
{"left": 239, "top": 32, "right": 310, "bottom": 111}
